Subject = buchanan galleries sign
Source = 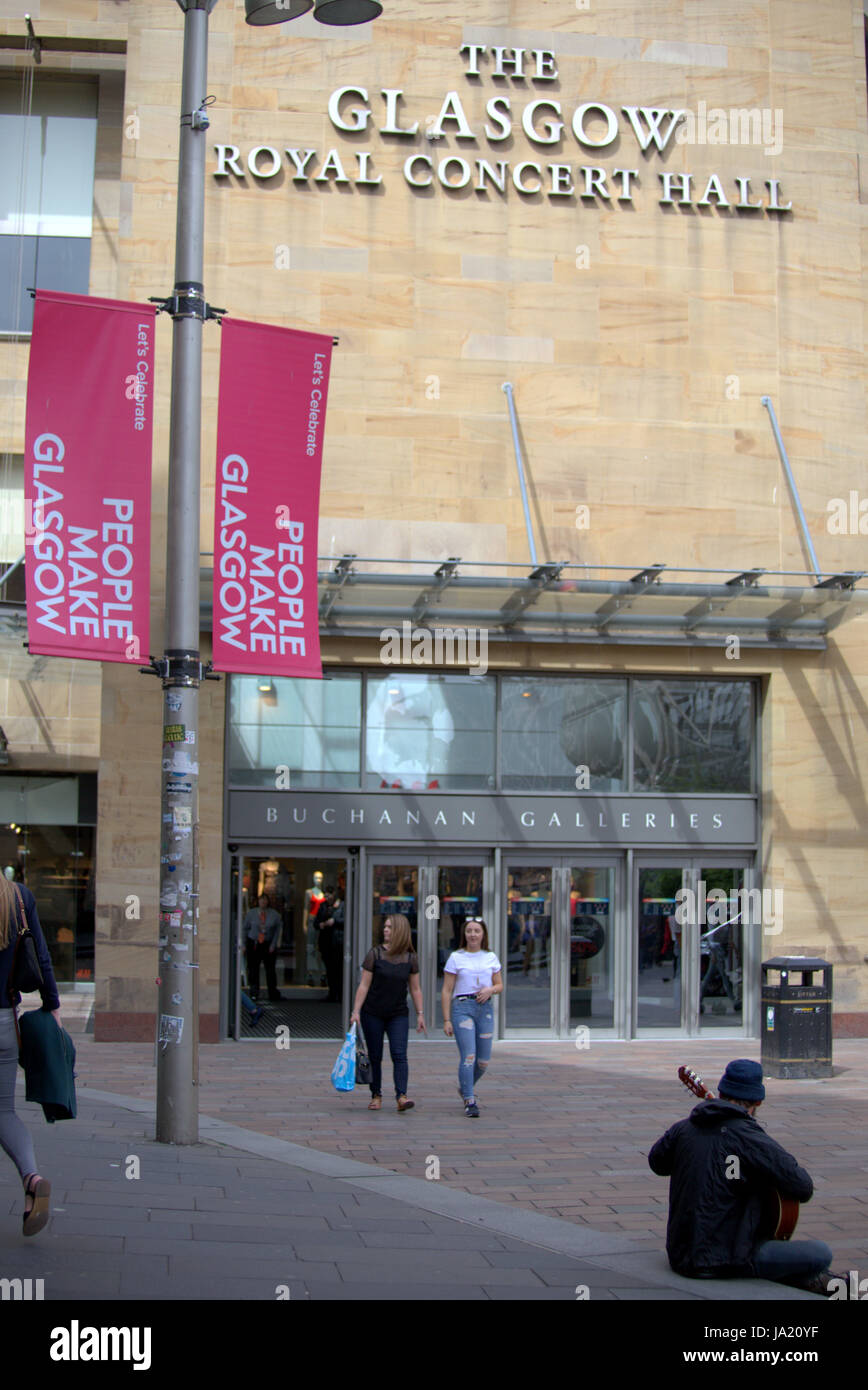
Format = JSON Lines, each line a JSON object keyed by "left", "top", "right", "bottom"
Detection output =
{"left": 214, "top": 42, "right": 793, "bottom": 214}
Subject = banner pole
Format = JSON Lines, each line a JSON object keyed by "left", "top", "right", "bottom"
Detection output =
{"left": 156, "top": 0, "right": 214, "bottom": 1144}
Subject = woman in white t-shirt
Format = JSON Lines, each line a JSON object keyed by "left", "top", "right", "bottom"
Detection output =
{"left": 441, "top": 918, "right": 502, "bottom": 1118}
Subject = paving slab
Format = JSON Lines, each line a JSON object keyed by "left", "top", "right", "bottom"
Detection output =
{"left": 5, "top": 1033, "right": 863, "bottom": 1312}
{"left": 61, "top": 1033, "right": 868, "bottom": 1269}
{"left": 0, "top": 1088, "right": 825, "bottom": 1308}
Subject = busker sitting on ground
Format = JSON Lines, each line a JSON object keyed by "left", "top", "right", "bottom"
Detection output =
{"left": 648, "top": 1058, "right": 840, "bottom": 1296}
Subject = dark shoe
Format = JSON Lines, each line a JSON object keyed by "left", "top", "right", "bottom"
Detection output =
{"left": 23, "top": 1175, "right": 51, "bottom": 1236}
{"left": 823, "top": 1270, "right": 853, "bottom": 1298}
{"left": 784, "top": 1269, "right": 838, "bottom": 1297}
{"left": 464, "top": 1100, "right": 479, "bottom": 1118}
{"left": 249, "top": 1006, "right": 264, "bottom": 1026}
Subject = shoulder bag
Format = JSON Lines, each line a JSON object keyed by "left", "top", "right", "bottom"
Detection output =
{"left": 10, "top": 886, "right": 46, "bottom": 995}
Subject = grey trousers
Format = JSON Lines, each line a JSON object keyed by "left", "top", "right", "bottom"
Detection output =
{"left": 0, "top": 1008, "right": 36, "bottom": 1183}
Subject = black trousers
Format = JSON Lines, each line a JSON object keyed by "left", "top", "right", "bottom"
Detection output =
{"left": 320, "top": 928, "right": 343, "bottom": 1002}
{"left": 360, "top": 1009, "right": 409, "bottom": 1097}
{"left": 246, "top": 942, "right": 279, "bottom": 999}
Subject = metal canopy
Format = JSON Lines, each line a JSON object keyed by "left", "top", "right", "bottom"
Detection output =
{"left": 195, "top": 558, "right": 868, "bottom": 651}
{"left": 3, "top": 559, "right": 866, "bottom": 650}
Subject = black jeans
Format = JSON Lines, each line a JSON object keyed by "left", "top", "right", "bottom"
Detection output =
{"left": 246, "top": 942, "right": 279, "bottom": 999}
{"left": 360, "top": 1009, "right": 409, "bottom": 1098}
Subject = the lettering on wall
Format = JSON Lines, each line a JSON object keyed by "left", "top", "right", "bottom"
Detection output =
{"left": 213, "top": 44, "right": 792, "bottom": 216}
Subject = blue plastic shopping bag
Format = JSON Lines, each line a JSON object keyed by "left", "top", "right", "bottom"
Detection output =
{"left": 331, "top": 1023, "right": 357, "bottom": 1092}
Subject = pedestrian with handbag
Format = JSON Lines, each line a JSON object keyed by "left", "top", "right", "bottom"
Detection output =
{"left": 0, "top": 874, "right": 62, "bottom": 1235}
{"left": 350, "top": 914, "right": 425, "bottom": 1112}
{"left": 442, "top": 918, "right": 502, "bottom": 1118}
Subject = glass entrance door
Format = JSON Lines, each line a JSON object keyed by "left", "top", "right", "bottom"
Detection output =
{"left": 504, "top": 865, "right": 553, "bottom": 1029}
{"left": 235, "top": 852, "right": 350, "bottom": 1040}
{"left": 568, "top": 866, "right": 616, "bottom": 1030}
{"left": 503, "top": 858, "right": 620, "bottom": 1035}
{"left": 636, "top": 865, "right": 686, "bottom": 1030}
{"left": 698, "top": 865, "right": 745, "bottom": 1030}
{"left": 634, "top": 859, "right": 752, "bottom": 1034}
{"left": 366, "top": 856, "right": 491, "bottom": 1027}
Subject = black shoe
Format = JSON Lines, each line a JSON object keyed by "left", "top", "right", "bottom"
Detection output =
{"left": 464, "top": 1099, "right": 479, "bottom": 1118}
{"left": 782, "top": 1269, "right": 838, "bottom": 1297}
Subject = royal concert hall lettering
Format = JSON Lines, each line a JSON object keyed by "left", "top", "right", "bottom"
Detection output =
{"left": 214, "top": 43, "right": 792, "bottom": 217}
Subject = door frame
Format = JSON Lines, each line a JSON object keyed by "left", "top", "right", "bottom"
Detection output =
{"left": 631, "top": 853, "right": 757, "bottom": 1039}
{"left": 226, "top": 843, "right": 355, "bottom": 1039}
{"left": 364, "top": 849, "right": 495, "bottom": 1027}
{"left": 501, "top": 853, "right": 624, "bottom": 1039}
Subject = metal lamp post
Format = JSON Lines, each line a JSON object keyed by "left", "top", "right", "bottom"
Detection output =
{"left": 155, "top": 0, "right": 381, "bottom": 1144}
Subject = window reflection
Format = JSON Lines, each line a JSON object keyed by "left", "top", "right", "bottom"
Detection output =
{"left": 699, "top": 867, "right": 744, "bottom": 1029}
{"left": 0, "top": 822, "right": 94, "bottom": 984}
{"left": 502, "top": 678, "right": 626, "bottom": 791}
{"left": 227, "top": 673, "right": 753, "bottom": 796}
{"left": 633, "top": 680, "right": 752, "bottom": 793}
{"left": 570, "top": 867, "right": 614, "bottom": 1028}
{"left": 504, "top": 867, "right": 552, "bottom": 1028}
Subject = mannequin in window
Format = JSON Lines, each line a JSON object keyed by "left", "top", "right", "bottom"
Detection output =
{"left": 305, "top": 870, "right": 326, "bottom": 986}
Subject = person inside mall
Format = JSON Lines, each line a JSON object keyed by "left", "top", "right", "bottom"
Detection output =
{"left": 648, "top": 1059, "right": 839, "bottom": 1295}
{"left": 242, "top": 893, "right": 282, "bottom": 1003}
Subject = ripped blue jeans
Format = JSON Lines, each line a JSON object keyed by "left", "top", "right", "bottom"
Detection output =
{"left": 452, "top": 996, "right": 494, "bottom": 1101}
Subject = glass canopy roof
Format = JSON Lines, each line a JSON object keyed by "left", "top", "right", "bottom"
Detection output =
{"left": 198, "top": 557, "right": 868, "bottom": 651}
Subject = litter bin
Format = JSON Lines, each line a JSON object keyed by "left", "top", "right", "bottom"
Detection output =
{"left": 761, "top": 956, "right": 832, "bottom": 1079}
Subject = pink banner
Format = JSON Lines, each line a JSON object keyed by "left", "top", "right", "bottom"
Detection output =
{"left": 212, "top": 318, "right": 331, "bottom": 679}
{"left": 24, "top": 290, "right": 154, "bottom": 664}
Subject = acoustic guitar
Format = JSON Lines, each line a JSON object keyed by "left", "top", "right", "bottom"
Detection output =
{"left": 677, "top": 1065, "right": 799, "bottom": 1240}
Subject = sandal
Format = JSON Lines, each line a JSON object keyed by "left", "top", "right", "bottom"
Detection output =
{"left": 22, "top": 1174, "right": 51, "bottom": 1237}
{"left": 368, "top": 1096, "right": 382, "bottom": 1110}
{"left": 396, "top": 1096, "right": 415, "bottom": 1112}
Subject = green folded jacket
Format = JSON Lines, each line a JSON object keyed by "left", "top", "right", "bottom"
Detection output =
{"left": 18, "top": 1008, "right": 77, "bottom": 1123}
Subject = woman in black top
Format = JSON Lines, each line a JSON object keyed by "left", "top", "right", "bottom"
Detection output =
{"left": 0, "top": 874, "right": 62, "bottom": 1235}
{"left": 350, "top": 914, "right": 426, "bottom": 1112}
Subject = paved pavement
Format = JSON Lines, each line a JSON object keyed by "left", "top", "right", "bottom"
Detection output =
{"left": 1, "top": 996, "right": 865, "bottom": 1302}
{"left": 1, "top": 1090, "right": 821, "bottom": 1304}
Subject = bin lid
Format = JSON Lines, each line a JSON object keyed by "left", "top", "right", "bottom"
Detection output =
{"left": 762, "top": 956, "right": 829, "bottom": 970}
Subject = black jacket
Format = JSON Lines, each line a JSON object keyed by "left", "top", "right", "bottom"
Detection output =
{"left": 1, "top": 883, "right": 61, "bottom": 1013}
{"left": 19, "top": 1007, "right": 77, "bottom": 1123}
{"left": 648, "top": 1100, "right": 813, "bottom": 1276}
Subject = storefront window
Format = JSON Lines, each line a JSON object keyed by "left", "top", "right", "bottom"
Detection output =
{"left": 0, "top": 774, "right": 96, "bottom": 984}
{"left": 632, "top": 679, "right": 753, "bottom": 793}
{"left": 0, "top": 77, "right": 98, "bottom": 333}
{"left": 228, "top": 673, "right": 754, "bottom": 795}
{"left": 365, "top": 674, "right": 495, "bottom": 791}
{"left": 228, "top": 672, "right": 362, "bottom": 788}
{"left": 502, "top": 677, "right": 626, "bottom": 791}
